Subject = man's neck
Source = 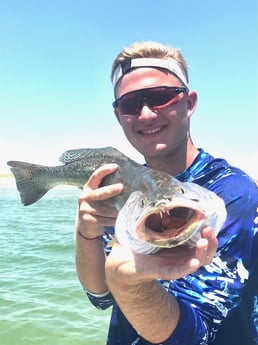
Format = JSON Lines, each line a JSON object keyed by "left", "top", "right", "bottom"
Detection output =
{"left": 145, "top": 144, "right": 200, "bottom": 176}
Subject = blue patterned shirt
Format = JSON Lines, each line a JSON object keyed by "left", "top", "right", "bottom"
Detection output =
{"left": 85, "top": 149, "right": 258, "bottom": 345}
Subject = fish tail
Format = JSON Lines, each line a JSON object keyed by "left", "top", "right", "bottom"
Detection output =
{"left": 7, "top": 161, "right": 50, "bottom": 206}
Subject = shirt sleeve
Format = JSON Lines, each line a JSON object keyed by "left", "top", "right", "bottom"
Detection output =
{"left": 85, "top": 289, "right": 114, "bottom": 310}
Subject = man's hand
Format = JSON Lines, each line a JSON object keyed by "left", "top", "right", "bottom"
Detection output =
{"left": 75, "top": 163, "right": 124, "bottom": 239}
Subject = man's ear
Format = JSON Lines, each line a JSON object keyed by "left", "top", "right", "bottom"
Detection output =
{"left": 186, "top": 91, "right": 198, "bottom": 117}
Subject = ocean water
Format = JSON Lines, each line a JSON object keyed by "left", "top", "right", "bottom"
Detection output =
{"left": 1, "top": 185, "right": 111, "bottom": 345}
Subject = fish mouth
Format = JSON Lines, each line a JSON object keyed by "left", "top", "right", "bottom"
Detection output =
{"left": 136, "top": 201, "right": 206, "bottom": 247}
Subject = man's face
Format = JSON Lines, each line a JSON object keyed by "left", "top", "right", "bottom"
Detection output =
{"left": 114, "top": 67, "right": 196, "bottom": 161}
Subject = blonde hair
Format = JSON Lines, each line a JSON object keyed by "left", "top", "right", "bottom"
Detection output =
{"left": 111, "top": 41, "right": 189, "bottom": 84}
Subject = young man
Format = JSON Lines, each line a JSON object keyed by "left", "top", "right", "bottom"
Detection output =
{"left": 75, "top": 41, "right": 258, "bottom": 344}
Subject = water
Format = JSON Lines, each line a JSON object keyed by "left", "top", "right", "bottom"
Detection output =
{"left": 0, "top": 185, "right": 111, "bottom": 345}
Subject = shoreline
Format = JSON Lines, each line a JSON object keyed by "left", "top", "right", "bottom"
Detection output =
{"left": 0, "top": 176, "right": 16, "bottom": 188}
{"left": 0, "top": 176, "right": 80, "bottom": 190}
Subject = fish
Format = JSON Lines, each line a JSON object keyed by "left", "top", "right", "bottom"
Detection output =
{"left": 7, "top": 147, "right": 227, "bottom": 254}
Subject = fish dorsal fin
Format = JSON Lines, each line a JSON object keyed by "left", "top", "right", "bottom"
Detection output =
{"left": 59, "top": 147, "right": 121, "bottom": 164}
{"left": 59, "top": 149, "right": 93, "bottom": 164}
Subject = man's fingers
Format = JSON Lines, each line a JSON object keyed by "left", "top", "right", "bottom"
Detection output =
{"left": 85, "top": 164, "right": 120, "bottom": 190}
{"left": 79, "top": 199, "right": 118, "bottom": 219}
{"left": 81, "top": 183, "right": 124, "bottom": 202}
{"left": 80, "top": 163, "right": 124, "bottom": 202}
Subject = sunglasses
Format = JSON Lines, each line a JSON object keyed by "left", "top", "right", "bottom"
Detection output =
{"left": 112, "top": 85, "right": 188, "bottom": 116}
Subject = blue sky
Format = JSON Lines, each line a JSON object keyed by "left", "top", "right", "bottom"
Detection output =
{"left": 1, "top": 0, "right": 257, "bottom": 178}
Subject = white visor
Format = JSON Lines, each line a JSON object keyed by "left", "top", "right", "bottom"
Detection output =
{"left": 112, "top": 57, "right": 188, "bottom": 89}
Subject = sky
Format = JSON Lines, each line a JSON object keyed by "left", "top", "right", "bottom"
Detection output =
{"left": 0, "top": 0, "right": 257, "bottom": 179}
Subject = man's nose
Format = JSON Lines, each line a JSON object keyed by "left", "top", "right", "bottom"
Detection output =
{"left": 137, "top": 101, "right": 158, "bottom": 120}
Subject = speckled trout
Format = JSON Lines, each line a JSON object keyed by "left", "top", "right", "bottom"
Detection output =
{"left": 7, "top": 147, "right": 226, "bottom": 254}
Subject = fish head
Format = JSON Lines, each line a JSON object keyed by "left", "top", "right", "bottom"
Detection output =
{"left": 115, "top": 182, "right": 227, "bottom": 254}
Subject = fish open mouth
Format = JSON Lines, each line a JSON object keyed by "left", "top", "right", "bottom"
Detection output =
{"left": 146, "top": 207, "right": 195, "bottom": 233}
{"left": 137, "top": 205, "right": 205, "bottom": 247}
